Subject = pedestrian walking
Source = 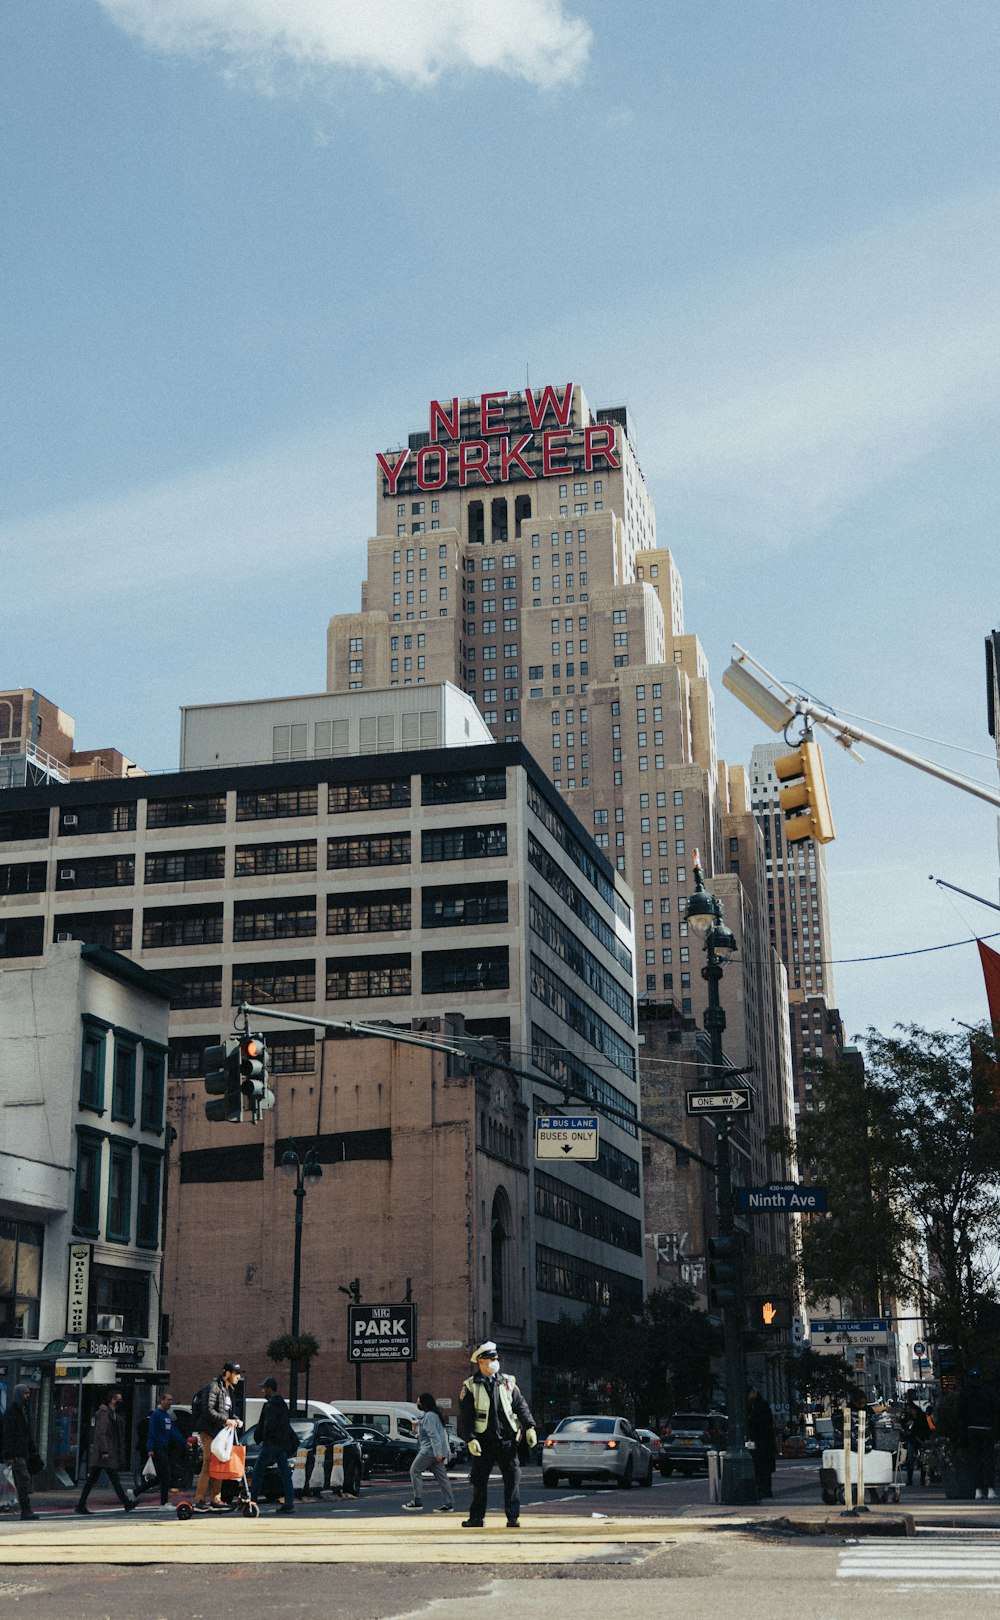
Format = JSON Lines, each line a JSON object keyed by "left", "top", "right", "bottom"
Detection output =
{"left": 145, "top": 1390, "right": 190, "bottom": 1507}
{"left": 956, "top": 1368, "right": 999, "bottom": 1501}
{"left": 2, "top": 1382, "right": 39, "bottom": 1520}
{"left": 250, "top": 1377, "right": 296, "bottom": 1515}
{"left": 458, "top": 1341, "right": 536, "bottom": 1529}
{"left": 193, "top": 1361, "right": 244, "bottom": 1513}
{"left": 402, "top": 1393, "right": 455, "bottom": 1512}
{"left": 745, "top": 1385, "right": 777, "bottom": 1499}
{"left": 75, "top": 1389, "right": 136, "bottom": 1513}
{"left": 900, "top": 1397, "right": 931, "bottom": 1486}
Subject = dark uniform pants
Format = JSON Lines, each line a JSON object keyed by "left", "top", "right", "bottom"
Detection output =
{"left": 468, "top": 1440, "right": 520, "bottom": 1524}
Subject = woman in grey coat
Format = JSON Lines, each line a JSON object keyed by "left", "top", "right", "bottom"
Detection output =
{"left": 402, "top": 1393, "right": 455, "bottom": 1512}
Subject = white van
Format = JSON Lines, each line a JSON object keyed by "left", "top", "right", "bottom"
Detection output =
{"left": 244, "top": 1397, "right": 346, "bottom": 1432}
{"left": 328, "top": 1401, "right": 422, "bottom": 1444}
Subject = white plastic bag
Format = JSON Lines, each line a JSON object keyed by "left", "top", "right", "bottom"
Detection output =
{"left": 210, "top": 1426, "right": 235, "bottom": 1463}
{"left": 142, "top": 1455, "right": 157, "bottom": 1482}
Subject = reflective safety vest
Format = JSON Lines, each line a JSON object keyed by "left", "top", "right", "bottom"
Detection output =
{"left": 461, "top": 1373, "right": 520, "bottom": 1439}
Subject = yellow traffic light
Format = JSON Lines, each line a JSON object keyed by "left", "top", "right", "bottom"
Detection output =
{"left": 774, "top": 739, "right": 835, "bottom": 844}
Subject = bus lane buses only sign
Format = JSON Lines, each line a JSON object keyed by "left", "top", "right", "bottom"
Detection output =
{"left": 535, "top": 1115, "right": 600, "bottom": 1160}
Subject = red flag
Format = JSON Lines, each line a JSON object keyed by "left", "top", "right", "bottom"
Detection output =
{"left": 978, "top": 940, "right": 1000, "bottom": 1034}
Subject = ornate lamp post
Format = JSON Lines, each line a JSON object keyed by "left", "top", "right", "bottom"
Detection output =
{"left": 280, "top": 1144, "right": 323, "bottom": 1414}
{"left": 687, "top": 853, "right": 758, "bottom": 1504}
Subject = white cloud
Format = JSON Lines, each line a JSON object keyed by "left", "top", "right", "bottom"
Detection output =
{"left": 1, "top": 428, "right": 367, "bottom": 606}
{"left": 96, "top": 0, "right": 591, "bottom": 89}
{"left": 606, "top": 188, "right": 1000, "bottom": 554}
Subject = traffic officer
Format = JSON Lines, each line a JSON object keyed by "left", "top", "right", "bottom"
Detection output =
{"left": 458, "top": 1340, "right": 536, "bottom": 1529}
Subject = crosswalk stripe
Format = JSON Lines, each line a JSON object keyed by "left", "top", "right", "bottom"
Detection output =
{"left": 839, "top": 1540, "right": 1000, "bottom": 1583}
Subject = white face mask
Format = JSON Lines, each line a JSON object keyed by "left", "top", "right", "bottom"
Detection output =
{"left": 486, "top": 1359, "right": 500, "bottom": 1375}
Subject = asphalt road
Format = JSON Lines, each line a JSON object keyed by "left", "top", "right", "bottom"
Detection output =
{"left": 4, "top": 1461, "right": 999, "bottom": 1620}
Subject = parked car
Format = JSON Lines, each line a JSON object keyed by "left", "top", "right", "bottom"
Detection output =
{"left": 245, "top": 1416, "right": 363, "bottom": 1502}
{"left": 542, "top": 1415, "right": 654, "bottom": 1489}
{"left": 659, "top": 1411, "right": 728, "bottom": 1477}
{"left": 344, "top": 1425, "right": 419, "bottom": 1477}
{"left": 635, "top": 1427, "right": 663, "bottom": 1467}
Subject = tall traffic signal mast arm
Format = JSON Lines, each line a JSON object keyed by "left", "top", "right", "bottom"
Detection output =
{"left": 725, "top": 644, "right": 1000, "bottom": 811}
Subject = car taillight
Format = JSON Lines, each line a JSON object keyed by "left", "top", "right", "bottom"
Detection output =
{"left": 605, "top": 1439, "right": 619, "bottom": 1449}
{"left": 544, "top": 1438, "right": 556, "bottom": 1448}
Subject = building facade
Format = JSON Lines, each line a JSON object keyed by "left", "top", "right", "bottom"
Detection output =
{"left": 0, "top": 686, "right": 642, "bottom": 1407}
{"left": 0, "top": 941, "right": 170, "bottom": 1482}
{"left": 326, "top": 385, "right": 796, "bottom": 1320}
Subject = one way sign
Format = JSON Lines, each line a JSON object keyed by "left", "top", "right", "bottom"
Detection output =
{"left": 348, "top": 1303, "right": 416, "bottom": 1361}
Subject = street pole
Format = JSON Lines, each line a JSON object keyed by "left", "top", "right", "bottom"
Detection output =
{"left": 281, "top": 1146, "right": 322, "bottom": 1417}
{"left": 689, "top": 856, "right": 758, "bottom": 1505}
{"left": 289, "top": 1175, "right": 305, "bottom": 1415}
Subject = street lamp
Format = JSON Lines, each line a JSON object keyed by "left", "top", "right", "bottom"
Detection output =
{"left": 688, "top": 853, "right": 757, "bottom": 1504}
{"left": 281, "top": 1144, "right": 323, "bottom": 1414}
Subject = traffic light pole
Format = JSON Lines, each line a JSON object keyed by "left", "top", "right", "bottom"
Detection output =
{"left": 703, "top": 949, "right": 758, "bottom": 1505}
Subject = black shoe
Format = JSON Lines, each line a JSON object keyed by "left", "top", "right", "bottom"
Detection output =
{"left": 276, "top": 1504, "right": 294, "bottom": 1515}
{"left": 74, "top": 1505, "right": 90, "bottom": 1515}
{"left": 461, "top": 1518, "right": 483, "bottom": 1527}
{"left": 506, "top": 1520, "right": 520, "bottom": 1528}
{"left": 124, "top": 1501, "right": 137, "bottom": 1512}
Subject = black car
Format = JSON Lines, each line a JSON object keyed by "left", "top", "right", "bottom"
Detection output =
{"left": 344, "top": 1425, "right": 419, "bottom": 1476}
{"left": 245, "top": 1416, "right": 363, "bottom": 1502}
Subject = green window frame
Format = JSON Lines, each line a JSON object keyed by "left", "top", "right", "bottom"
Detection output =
{"left": 136, "top": 1150, "right": 162, "bottom": 1250}
{"left": 140, "top": 1046, "right": 167, "bottom": 1133}
{"left": 106, "top": 1141, "right": 134, "bottom": 1244}
{"left": 73, "top": 1129, "right": 104, "bottom": 1238}
{"left": 111, "top": 1032, "right": 137, "bottom": 1124}
{"left": 80, "top": 1017, "right": 109, "bottom": 1113}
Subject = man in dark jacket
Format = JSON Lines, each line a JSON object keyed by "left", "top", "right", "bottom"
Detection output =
{"left": 75, "top": 1389, "right": 136, "bottom": 1513}
{"left": 458, "top": 1341, "right": 536, "bottom": 1529}
{"left": 250, "top": 1377, "right": 295, "bottom": 1514}
{"left": 145, "top": 1390, "right": 191, "bottom": 1507}
{"left": 2, "top": 1382, "right": 39, "bottom": 1520}
{"left": 746, "top": 1386, "right": 777, "bottom": 1499}
{"left": 194, "top": 1362, "right": 244, "bottom": 1513}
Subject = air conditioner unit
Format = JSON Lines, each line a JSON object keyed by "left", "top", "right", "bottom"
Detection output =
{"left": 56, "top": 932, "right": 73, "bottom": 942}
{"left": 60, "top": 869, "right": 76, "bottom": 881}
{"left": 96, "top": 1313, "right": 124, "bottom": 1333}
{"left": 63, "top": 814, "right": 79, "bottom": 827}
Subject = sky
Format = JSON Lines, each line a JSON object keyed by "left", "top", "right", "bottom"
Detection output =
{"left": 3, "top": 0, "right": 999, "bottom": 1041}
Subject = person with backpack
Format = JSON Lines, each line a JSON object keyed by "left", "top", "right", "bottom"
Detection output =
{"left": 192, "top": 1362, "right": 244, "bottom": 1513}
{"left": 250, "top": 1377, "right": 296, "bottom": 1514}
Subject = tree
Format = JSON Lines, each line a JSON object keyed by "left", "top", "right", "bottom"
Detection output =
{"left": 542, "top": 1287, "right": 721, "bottom": 1421}
{"left": 784, "top": 1347, "right": 857, "bottom": 1408}
{"left": 772, "top": 1024, "right": 1000, "bottom": 1371}
{"left": 266, "top": 1331, "right": 320, "bottom": 1378}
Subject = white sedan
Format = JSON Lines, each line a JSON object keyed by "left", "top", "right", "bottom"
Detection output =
{"left": 542, "top": 1415, "right": 654, "bottom": 1489}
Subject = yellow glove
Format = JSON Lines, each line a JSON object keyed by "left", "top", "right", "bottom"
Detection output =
{"left": 525, "top": 1428, "right": 537, "bottom": 1449}
{"left": 467, "top": 1439, "right": 481, "bottom": 1458}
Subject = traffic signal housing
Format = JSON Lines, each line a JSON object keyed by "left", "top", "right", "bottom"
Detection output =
{"left": 707, "top": 1234, "right": 742, "bottom": 1313}
{"left": 204, "top": 1037, "right": 243, "bottom": 1123}
{"left": 240, "top": 1034, "right": 275, "bottom": 1119}
{"left": 774, "top": 738, "right": 835, "bottom": 845}
{"left": 747, "top": 1295, "right": 793, "bottom": 1332}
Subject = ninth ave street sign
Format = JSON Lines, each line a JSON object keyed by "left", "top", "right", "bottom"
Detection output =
{"left": 738, "top": 1183, "right": 829, "bottom": 1212}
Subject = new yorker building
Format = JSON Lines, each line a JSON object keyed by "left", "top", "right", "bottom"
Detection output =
{"left": 327, "top": 384, "right": 797, "bottom": 1289}
{"left": 0, "top": 685, "right": 642, "bottom": 1402}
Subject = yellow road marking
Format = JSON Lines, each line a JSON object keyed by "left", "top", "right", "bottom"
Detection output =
{"left": 0, "top": 1513, "right": 684, "bottom": 1566}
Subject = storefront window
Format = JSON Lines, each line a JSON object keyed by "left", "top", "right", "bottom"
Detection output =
{"left": 0, "top": 1217, "right": 43, "bottom": 1338}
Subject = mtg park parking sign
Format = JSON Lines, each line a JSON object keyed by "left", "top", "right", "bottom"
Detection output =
{"left": 348, "top": 1302, "right": 416, "bottom": 1362}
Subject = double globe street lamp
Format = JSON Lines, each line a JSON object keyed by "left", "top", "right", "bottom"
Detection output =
{"left": 687, "top": 854, "right": 758, "bottom": 1504}
{"left": 281, "top": 1144, "right": 323, "bottom": 1415}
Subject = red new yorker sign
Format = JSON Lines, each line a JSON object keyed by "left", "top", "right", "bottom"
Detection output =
{"left": 376, "top": 383, "right": 621, "bottom": 494}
